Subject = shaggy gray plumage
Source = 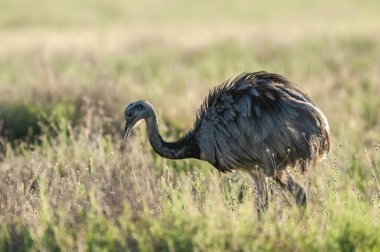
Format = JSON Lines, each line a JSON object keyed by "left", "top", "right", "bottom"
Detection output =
{"left": 194, "top": 72, "right": 330, "bottom": 175}
{"left": 123, "top": 71, "right": 330, "bottom": 212}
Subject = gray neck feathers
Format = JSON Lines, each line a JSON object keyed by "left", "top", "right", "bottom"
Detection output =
{"left": 145, "top": 108, "right": 194, "bottom": 160}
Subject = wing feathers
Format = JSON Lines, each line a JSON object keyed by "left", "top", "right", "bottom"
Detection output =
{"left": 195, "top": 71, "right": 330, "bottom": 173}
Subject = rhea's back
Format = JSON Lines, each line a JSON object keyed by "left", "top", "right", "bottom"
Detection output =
{"left": 192, "top": 72, "right": 330, "bottom": 175}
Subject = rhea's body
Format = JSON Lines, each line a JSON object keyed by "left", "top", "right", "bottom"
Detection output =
{"left": 123, "top": 71, "right": 330, "bottom": 212}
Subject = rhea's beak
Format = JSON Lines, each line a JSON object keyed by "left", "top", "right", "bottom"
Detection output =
{"left": 123, "top": 120, "right": 133, "bottom": 140}
{"left": 123, "top": 117, "right": 143, "bottom": 140}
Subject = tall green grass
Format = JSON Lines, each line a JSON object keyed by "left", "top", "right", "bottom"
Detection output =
{"left": 0, "top": 110, "right": 379, "bottom": 251}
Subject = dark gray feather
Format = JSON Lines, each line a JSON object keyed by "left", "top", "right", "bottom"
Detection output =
{"left": 193, "top": 71, "right": 330, "bottom": 175}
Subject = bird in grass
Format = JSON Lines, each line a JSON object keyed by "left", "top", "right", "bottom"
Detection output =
{"left": 123, "top": 71, "right": 330, "bottom": 214}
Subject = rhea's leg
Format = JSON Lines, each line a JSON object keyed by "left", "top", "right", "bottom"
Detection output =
{"left": 275, "top": 169, "right": 307, "bottom": 207}
{"left": 250, "top": 171, "right": 269, "bottom": 218}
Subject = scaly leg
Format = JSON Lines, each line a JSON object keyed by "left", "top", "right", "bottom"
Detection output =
{"left": 250, "top": 171, "right": 269, "bottom": 218}
{"left": 275, "top": 169, "right": 307, "bottom": 207}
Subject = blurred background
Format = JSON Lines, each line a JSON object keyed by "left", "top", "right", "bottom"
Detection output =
{"left": 1, "top": 0, "right": 379, "bottom": 143}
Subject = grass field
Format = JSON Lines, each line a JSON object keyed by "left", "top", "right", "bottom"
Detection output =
{"left": 1, "top": 0, "right": 380, "bottom": 251}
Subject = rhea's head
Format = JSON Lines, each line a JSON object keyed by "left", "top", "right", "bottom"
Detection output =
{"left": 123, "top": 100, "right": 153, "bottom": 140}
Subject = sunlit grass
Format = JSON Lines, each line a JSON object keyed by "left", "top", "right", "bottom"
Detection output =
{"left": 0, "top": 112, "right": 379, "bottom": 250}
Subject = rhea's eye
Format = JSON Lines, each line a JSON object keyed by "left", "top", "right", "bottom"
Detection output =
{"left": 135, "top": 104, "right": 143, "bottom": 110}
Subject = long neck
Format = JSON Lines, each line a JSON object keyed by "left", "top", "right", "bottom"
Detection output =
{"left": 144, "top": 109, "right": 199, "bottom": 160}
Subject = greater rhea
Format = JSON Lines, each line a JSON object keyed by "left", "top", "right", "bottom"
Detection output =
{"left": 123, "top": 71, "right": 330, "bottom": 214}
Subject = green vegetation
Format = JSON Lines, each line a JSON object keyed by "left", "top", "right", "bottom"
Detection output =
{"left": 0, "top": 0, "right": 380, "bottom": 251}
